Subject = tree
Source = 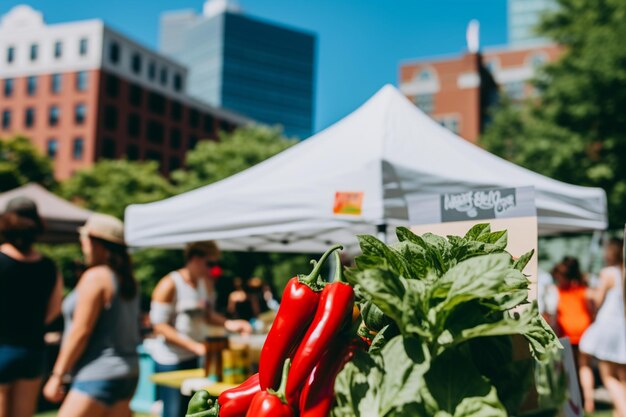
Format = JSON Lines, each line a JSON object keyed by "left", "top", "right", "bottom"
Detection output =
{"left": 482, "top": 0, "right": 626, "bottom": 227}
{"left": 0, "top": 135, "right": 55, "bottom": 191}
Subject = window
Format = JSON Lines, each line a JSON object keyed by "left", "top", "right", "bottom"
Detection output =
{"left": 504, "top": 81, "right": 525, "bottom": 100}
{"left": 109, "top": 41, "right": 120, "bottom": 64}
{"left": 30, "top": 43, "right": 38, "bottom": 61}
{"left": 104, "top": 105, "right": 118, "bottom": 131}
{"left": 75, "top": 103, "right": 86, "bottom": 124}
{"left": 418, "top": 68, "right": 434, "bottom": 81}
{"left": 188, "top": 135, "right": 198, "bottom": 149}
{"left": 173, "top": 73, "right": 183, "bottom": 92}
{"left": 49, "top": 106, "right": 60, "bottom": 126}
{"left": 220, "top": 120, "right": 232, "bottom": 132}
{"left": 106, "top": 74, "right": 119, "bottom": 98}
{"left": 131, "top": 53, "right": 142, "bottom": 74}
{"left": 147, "top": 92, "right": 166, "bottom": 115}
{"left": 72, "top": 137, "right": 84, "bottom": 160}
{"left": 189, "top": 109, "right": 199, "bottom": 128}
{"left": 169, "top": 156, "right": 181, "bottom": 171}
{"left": 171, "top": 101, "right": 182, "bottom": 121}
{"left": 27, "top": 76, "right": 37, "bottom": 96}
{"left": 102, "top": 137, "right": 116, "bottom": 159}
{"left": 413, "top": 94, "right": 434, "bottom": 114}
{"left": 54, "top": 41, "right": 62, "bottom": 59}
{"left": 203, "top": 114, "right": 214, "bottom": 134}
{"left": 1, "top": 110, "right": 10, "bottom": 129}
{"left": 129, "top": 84, "right": 142, "bottom": 107}
{"left": 25, "top": 108, "right": 35, "bottom": 128}
{"left": 529, "top": 53, "right": 547, "bottom": 68}
{"left": 126, "top": 144, "right": 139, "bottom": 160}
{"left": 437, "top": 116, "right": 460, "bottom": 134}
{"left": 169, "top": 128, "right": 181, "bottom": 149}
{"left": 79, "top": 38, "right": 88, "bottom": 56}
{"left": 127, "top": 113, "right": 141, "bottom": 137}
{"left": 146, "top": 120, "right": 164, "bottom": 144}
{"left": 51, "top": 74, "right": 62, "bottom": 93}
{"left": 145, "top": 150, "right": 162, "bottom": 164}
{"left": 4, "top": 79, "right": 13, "bottom": 97}
{"left": 160, "top": 67, "right": 168, "bottom": 86}
{"left": 148, "top": 62, "right": 156, "bottom": 80}
{"left": 76, "top": 71, "right": 88, "bottom": 91}
{"left": 6, "top": 46, "right": 15, "bottom": 63}
{"left": 47, "top": 139, "right": 58, "bottom": 158}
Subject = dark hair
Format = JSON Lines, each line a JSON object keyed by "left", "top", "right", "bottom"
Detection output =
{"left": 552, "top": 256, "right": 585, "bottom": 284}
{"left": 0, "top": 211, "right": 44, "bottom": 252}
{"left": 606, "top": 238, "right": 624, "bottom": 266}
{"left": 92, "top": 237, "right": 137, "bottom": 300}
{"left": 184, "top": 241, "right": 219, "bottom": 261}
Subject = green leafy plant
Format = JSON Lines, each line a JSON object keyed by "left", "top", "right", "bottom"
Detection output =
{"left": 333, "top": 224, "right": 564, "bottom": 417}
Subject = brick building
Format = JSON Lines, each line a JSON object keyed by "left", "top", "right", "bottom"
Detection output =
{"left": 0, "top": 5, "right": 248, "bottom": 179}
{"left": 399, "top": 43, "right": 561, "bottom": 143}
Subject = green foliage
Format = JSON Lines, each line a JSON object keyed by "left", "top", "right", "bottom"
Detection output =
{"left": 333, "top": 225, "right": 563, "bottom": 417}
{"left": 37, "top": 243, "right": 82, "bottom": 291}
{"left": 482, "top": 0, "right": 626, "bottom": 227}
{"left": 0, "top": 136, "right": 55, "bottom": 191}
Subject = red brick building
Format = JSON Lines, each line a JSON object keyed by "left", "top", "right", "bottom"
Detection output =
{"left": 399, "top": 43, "right": 561, "bottom": 143}
{"left": 0, "top": 5, "right": 248, "bottom": 179}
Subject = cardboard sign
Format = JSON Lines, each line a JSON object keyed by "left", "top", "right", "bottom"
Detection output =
{"left": 560, "top": 338, "right": 584, "bottom": 417}
{"left": 333, "top": 191, "right": 364, "bottom": 216}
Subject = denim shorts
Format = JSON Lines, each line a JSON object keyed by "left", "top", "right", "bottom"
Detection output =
{"left": 71, "top": 376, "right": 138, "bottom": 406}
{"left": 0, "top": 344, "right": 45, "bottom": 384}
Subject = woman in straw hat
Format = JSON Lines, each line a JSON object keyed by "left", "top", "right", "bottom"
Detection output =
{"left": 44, "top": 214, "right": 140, "bottom": 417}
{"left": 0, "top": 197, "right": 63, "bottom": 417}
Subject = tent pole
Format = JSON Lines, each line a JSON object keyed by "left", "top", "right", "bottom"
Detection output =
{"left": 377, "top": 223, "right": 388, "bottom": 243}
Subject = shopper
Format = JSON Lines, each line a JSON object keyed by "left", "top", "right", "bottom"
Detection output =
{"left": 43, "top": 214, "right": 140, "bottom": 417}
{"left": 0, "top": 197, "right": 63, "bottom": 417}
{"left": 551, "top": 257, "right": 594, "bottom": 413}
{"left": 580, "top": 238, "right": 626, "bottom": 416}
{"left": 148, "top": 241, "right": 252, "bottom": 417}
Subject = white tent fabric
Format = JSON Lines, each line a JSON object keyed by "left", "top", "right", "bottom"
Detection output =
{"left": 125, "top": 85, "right": 607, "bottom": 253}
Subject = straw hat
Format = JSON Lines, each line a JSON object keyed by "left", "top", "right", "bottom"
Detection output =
{"left": 79, "top": 213, "right": 125, "bottom": 246}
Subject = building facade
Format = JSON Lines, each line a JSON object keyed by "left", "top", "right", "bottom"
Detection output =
{"left": 0, "top": 5, "right": 247, "bottom": 179}
{"left": 398, "top": 43, "right": 561, "bottom": 142}
{"left": 508, "top": 0, "right": 557, "bottom": 46}
{"left": 160, "top": 0, "right": 316, "bottom": 139}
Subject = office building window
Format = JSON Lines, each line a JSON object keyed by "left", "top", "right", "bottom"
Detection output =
{"left": 189, "top": 109, "right": 199, "bottom": 128}
{"left": 27, "top": 76, "right": 37, "bottom": 96}
{"left": 75, "top": 103, "right": 86, "bottom": 124}
{"left": 504, "top": 81, "right": 525, "bottom": 100}
{"left": 145, "top": 150, "right": 162, "bottom": 165}
{"left": 148, "top": 61, "right": 156, "bottom": 80}
{"left": 79, "top": 38, "right": 88, "bottom": 56}
{"left": 54, "top": 41, "right": 62, "bottom": 59}
{"left": 146, "top": 120, "right": 164, "bottom": 144}
{"left": 437, "top": 116, "right": 460, "bottom": 134}
{"left": 220, "top": 120, "right": 232, "bottom": 132}
{"left": 126, "top": 144, "right": 139, "bottom": 160}
{"left": 171, "top": 101, "right": 182, "bottom": 121}
{"left": 169, "top": 128, "right": 181, "bottom": 149}
{"left": 49, "top": 106, "right": 60, "bottom": 126}
{"left": 413, "top": 94, "right": 434, "bottom": 114}
{"left": 51, "top": 74, "right": 62, "bottom": 93}
{"left": 203, "top": 115, "right": 214, "bottom": 134}
{"left": 47, "top": 139, "right": 58, "bottom": 158}
{"left": 102, "top": 137, "right": 116, "bottom": 159}
{"left": 169, "top": 156, "right": 181, "bottom": 171}
{"left": 109, "top": 41, "right": 120, "bottom": 64}
{"left": 131, "top": 53, "right": 142, "bottom": 74}
{"left": 173, "top": 74, "right": 183, "bottom": 92}
{"left": 127, "top": 113, "right": 141, "bottom": 137}
{"left": 147, "top": 92, "right": 165, "bottom": 115}
{"left": 188, "top": 135, "right": 198, "bottom": 149}
{"left": 106, "top": 74, "right": 119, "bottom": 98}
{"left": 160, "top": 67, "right": 168, "bottom": 86}
{"left": 25, "top": 108, "right": 35, "bottom": 128}
{"left": 72, "top": 137, "right": 84, "bottom": 160}
{"left": 129, "top": 84, "right": 142, "bottom": 107}
{"left": 4, "top": 79, "right": 13, "bottom": 97}
{"left": 6, "top": 46, "right": 15, "bottom": 63}
{"left": 76, "top": 71, "right": 88, "bottom": 91}
{"left": 1, "top": 110, "right": 10, "bottom": 129}
{"left": 30, "top": 43, "right": 38, "bottom": 61}
{"left": 104, "top": 105, "right": 118, "bottom": 131}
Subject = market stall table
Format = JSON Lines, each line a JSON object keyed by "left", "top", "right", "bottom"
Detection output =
{"left": 150, "top": 368, "right": 238, "bottom": 397}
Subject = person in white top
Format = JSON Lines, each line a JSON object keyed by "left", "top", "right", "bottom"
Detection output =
{"left": 148, "top": 241, "right": 251, "bottom": 417}
{"left": 579, "top": 238, "right": 626, "bottom": 417}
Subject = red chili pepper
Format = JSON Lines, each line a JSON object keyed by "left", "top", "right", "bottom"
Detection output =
{"left": 259, "top": 244, "right": 343, "bottom": 390}
{"left": 246, "top": 359, "right": 294, "bottom": 417}
{"left": 218, "top": 373, "right": 261, "bottom": 417}
{"left": 299, "top": 338, "right": 362, "bottom": 417}
{"left": 285, "top": 251, "right": 355, "bottom": 405}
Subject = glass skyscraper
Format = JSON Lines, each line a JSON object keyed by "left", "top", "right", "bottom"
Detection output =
{"left": 160, "top": 2, "right": 316, "bottom": 139}
{"left": 508, "top": 0, "right": 557, "bottom": 45}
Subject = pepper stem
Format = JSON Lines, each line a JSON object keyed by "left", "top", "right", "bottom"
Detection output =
{"left": 333, "top": 249, "right": 346, "bottom": 283}
{"left": 269, "top": 358, "right": 291, "bottom": 404}
{"left": 299, "top": 244, "right": 343, "bottom": 286}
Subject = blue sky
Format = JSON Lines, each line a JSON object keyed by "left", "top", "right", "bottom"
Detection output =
{"left": 0, "top": 0, "right": 508, "bottom": 132}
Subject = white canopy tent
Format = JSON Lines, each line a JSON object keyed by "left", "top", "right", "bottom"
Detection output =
{"left": 125, "top": 85, "right": 607, "bottom": 253}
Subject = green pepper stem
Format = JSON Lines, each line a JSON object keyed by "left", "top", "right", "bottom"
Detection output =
{"left": 300, "top": 244, "right": 343, "bottom": 285}
{"left": 333, "top": 250, "right": 346, "bottom": 283}
{"left": 271, "top": 358, "right": 291, "bottom": 404}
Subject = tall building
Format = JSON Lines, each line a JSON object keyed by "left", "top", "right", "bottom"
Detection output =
{"left": 0, "top": 5, "right": 248, "bottom": 179}
{"left": 398, "top": 43, "right": 561, "bottom": 142}
{"left": 160, "top": 0, "right": 316, "bottom": 139}
{"left": 508, "top": 0, "right": 557, "bottom": 46}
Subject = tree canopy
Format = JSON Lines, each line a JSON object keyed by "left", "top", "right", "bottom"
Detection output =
{"left": 0, "top": 135, "right": 55, "bottom": 192}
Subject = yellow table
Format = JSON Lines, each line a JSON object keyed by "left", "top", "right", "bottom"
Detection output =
{"left": 150, "top": 368, "right": 238, "bottom": 397}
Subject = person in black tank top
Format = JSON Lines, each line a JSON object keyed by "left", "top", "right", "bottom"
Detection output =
{"left": 0, "top": 197, "right": 62, "bottom": 417}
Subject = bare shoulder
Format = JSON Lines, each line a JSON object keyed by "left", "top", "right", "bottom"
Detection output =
{"left": 599, "top": 267, "right": 617, "bottom": 288}
{"left": 152, "top": 274, "right": 176, "bottom": 302}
